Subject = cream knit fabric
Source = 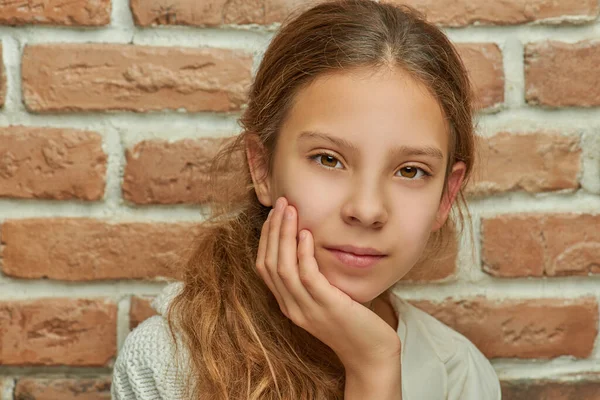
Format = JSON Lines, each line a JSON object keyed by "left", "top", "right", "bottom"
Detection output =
{"left": 112, "top": 283, "right": 188, "bottom": 399}
{"left": 112, "top": 283, "right": 501, "bottom": 399}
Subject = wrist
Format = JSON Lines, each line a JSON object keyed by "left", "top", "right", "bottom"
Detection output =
{"left": 340, "top": 336, "right": 402, "bottom": 372}
{"left": 344, "top": 360, "right": 402, "bottom": 400}
{"left": 344, "top": 355, "right": 401, "bottom": 380}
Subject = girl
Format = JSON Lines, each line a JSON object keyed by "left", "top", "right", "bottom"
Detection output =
{"left": 112, "top": 1, "right": 501, "bottom": 399}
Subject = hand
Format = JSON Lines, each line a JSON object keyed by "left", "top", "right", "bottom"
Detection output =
{"left": 255, "top": 197, "right": 402, "bottom": 370}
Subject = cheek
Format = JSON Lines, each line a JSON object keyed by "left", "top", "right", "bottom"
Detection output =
{"left": 287, "top": 190, "right": 340, "bottom": 234}
{"left": 418, "top": 196, "right": 441, "bottom": 229}
{"left": 396, "top": 189, "right": 441, "bottom": 243}
{"left": 409, "top": 179, "right": 445, "bottom": 225}
{"left": 276, "top": 168, "right": 344, "bottom": 233}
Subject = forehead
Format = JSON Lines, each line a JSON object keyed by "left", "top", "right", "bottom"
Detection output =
{"left": 279, "top": 67, "right": 449, "bottom": 157}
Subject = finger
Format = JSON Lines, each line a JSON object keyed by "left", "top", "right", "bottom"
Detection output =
{"left": 278, "top": 205, "right": 314, "bottom": 307}
{"left": 256, "top": 209, "right": 284, "bottom": 305}
{"left": 265, "top": 197, "right": 293, "bottom": 314}
{"left": 297, "top": 229, "right": 336, "bottom": 306}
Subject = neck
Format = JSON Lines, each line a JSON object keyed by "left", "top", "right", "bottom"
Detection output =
{"left": 370, "top": 294, "right": 399, "bottom": 331}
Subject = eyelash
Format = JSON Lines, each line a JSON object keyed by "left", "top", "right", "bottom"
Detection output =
{"left": 308, "top": 152, "right": 432, "bottom": 180}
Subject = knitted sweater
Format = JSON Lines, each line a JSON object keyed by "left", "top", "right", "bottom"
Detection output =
{"left": 112, "top": 283, "right": 501, "bottom": 399}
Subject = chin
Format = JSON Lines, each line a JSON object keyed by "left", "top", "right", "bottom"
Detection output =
{"left": 321, "top": 271, "right": 378, "bottom": 304}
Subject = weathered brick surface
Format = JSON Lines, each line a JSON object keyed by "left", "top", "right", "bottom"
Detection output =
{"left": 0, "top": 126, "right": 107, "bottom": 201}
{"left": 482, "top": 214, "right": 600, "bottom": 277}
{"left": 22, "top": 44, "right": 253, "bottom": 113}
{"left": 0, "top": 42, "right": 5, "bottom": 108}
{"left": 1, "top": 218, "right": 202, "bottom": 281}
{"left": 123, "top": 137, "right": 245, "bottom": 204}
{"left": 526, "top": 40, "right": 600, "bottom": 107}
{"left": 14, "top": 377, "right": 111, "bottom": 400}
{"left": 130, "top": 296, "right": 159, "bottom": 329}
{"left": 411, "top": 296, "right": 598, "bottom": 359}
{"left": 0, "top": 298, "right": 117, "bottom": 366}
{"left": 395, "top": 0, "right": 599, "bottom": 27}
{"left": 4, "top": 0, "right": 600, "bottom": 385}
{"left": 129, "top": 10, "right": 504, "bottom": 111}
{"left": 501, "top": 375, "right": 600, "bottom": 400}
{"left": 131, "top": 0, "right": 321, "bottom": 26}
{"left": 131, "top": 0, "right": 599, "bottom": 27}
{"left": 456, "top": 43, "right": 504, "bottom": 110}
{"left": 468, "top": 132, "right": 581, "bottom": 197}
{"left": 0, "top": 0, "right": 111, "bottom": 26}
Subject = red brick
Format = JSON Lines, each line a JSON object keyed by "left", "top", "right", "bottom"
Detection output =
{"left": 122, "top": 137, "right": 245, "bottom": 205}
{"left": 501, "top": 374, "right": 600, "bottom": 400}
{"left": 456, "top": 43, "right": 504, "bottom": 110}
{"left": 482, "top": 214, "right": 600, "bottom": 277}
{"left": 468, "top": 132, "right": 581, "bottom": 197}
{"left": 0, "top": 298, "right": 116, "bottom": 366}
{"left": 0, "top": 126, "right": 107, "bottom": 201}
{"left": 15, "top": 377, "right": 111, "bottom": 400}
{"left": 131, "top": 0, "right": 599, "bottom": 27}
{"left": 22, "top": 44, "right": 253, "bottom": 113}
{"left": 130, "top": 0, "right": 321, "bottom": 26}
{"left": 411, "top": 296, "right": 598, "bottom": 359}
{"left": 0, "top": 0, "right": 110, "bottom": 26}
{"left": 394, "top": 0, "right": 598, "bottom": 27}
{"left": 130, "top": 296, "right": 158, "bottom": 330}
{"left": 0, "top": 42, "right": 5, "bottom": 108}
{"left": 1, "top": 218, "right": 202, "bottom": 281}
{"left": 526, "top": 40, "right": 600, "bottom": 107}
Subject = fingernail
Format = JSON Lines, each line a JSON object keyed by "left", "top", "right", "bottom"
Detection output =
{"left": 267, "top": 209, "right": 274, "bottom": 220}
{"left": 284, "top": 207, "right": 294, "bottom": 219}
{"left": 300, "top": 231, "right": 307, "bottom": 240}
{"left": 276, "top": 198, "right": 285, "bottom": 211}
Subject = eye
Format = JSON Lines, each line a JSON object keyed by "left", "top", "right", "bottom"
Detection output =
{"left": 396, "top": 166, "right": 429, "bottom": 179}
{"left": 311, "top": 153, "right": 343, "bottom": 169}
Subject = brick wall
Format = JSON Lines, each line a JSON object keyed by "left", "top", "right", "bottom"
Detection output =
{"left": 0, "top": 0, "right": 599, "bottom": 398}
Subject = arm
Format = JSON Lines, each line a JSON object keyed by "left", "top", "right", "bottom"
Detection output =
{"left": 344, "top": 358, "right": 403, "bottom": 400}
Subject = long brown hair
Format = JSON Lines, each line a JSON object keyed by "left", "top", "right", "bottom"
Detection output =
{"left": 167, "top": 1, "right": 475, "bottom": 398}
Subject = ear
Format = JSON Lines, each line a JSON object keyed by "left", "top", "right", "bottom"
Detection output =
{"left": 431, "top": 161, "right": 466, "bottom": 232}
{"left": 245, "top": 133, "right": 273, "bottom": 207}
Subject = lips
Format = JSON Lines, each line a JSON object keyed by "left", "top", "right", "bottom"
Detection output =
{"left": 326, "top": 245, "right": 386, "bottom": 256}
{"left": 325, "top": 245, "right": 387, "bottom": 269}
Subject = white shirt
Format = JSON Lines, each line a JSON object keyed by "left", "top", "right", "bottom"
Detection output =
{"left": 112, "top": 283, "right": 501, "bottom": 399}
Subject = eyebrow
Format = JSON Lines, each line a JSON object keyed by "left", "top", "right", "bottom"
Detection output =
{"left": 297, "top": 130, "right": 444, "bottom": 160}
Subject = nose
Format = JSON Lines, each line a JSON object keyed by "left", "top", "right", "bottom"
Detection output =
{"left": 340, "top": 179, "right": 388, "bottom": 229}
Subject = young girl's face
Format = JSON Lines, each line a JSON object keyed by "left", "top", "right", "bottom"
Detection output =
{"left": 254, "top": 66, "right": 464, "bottom": 304}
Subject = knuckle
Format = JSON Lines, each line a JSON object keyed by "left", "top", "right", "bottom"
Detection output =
{"left": 264, "top": 258, "right": 274, "bottom": 270}
{"left": 278, "top": 227, "right": 287, "bottom": 240}
{"left": 279, "top": 305, "right": 289, "bottom": 318}
{"left": 277, "top": 267, "right": 291, "bottom": 282}
{"left": 298, "top": 271, "right": 311, "bottom": 286}
{"left": 256, "top": 266, "right": 268, "bottom": 279}
{"left": 297, "top": 245, "right": 306, "bottom": 258}
{"left": 289, "top": 312, "right": 307, "bottom": 328}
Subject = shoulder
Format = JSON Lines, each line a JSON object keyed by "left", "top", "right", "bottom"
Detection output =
{"left": 391, "top": 296, "right": 502, "bottom": 400}
{"left": 112, "top": 316, "right": 187, "bottom": 400}
{"left": 117, "top": 315, "right": 179, "bottom": 368}
{"left": 112, "top": 285, "right": 189, "bottom": 399}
